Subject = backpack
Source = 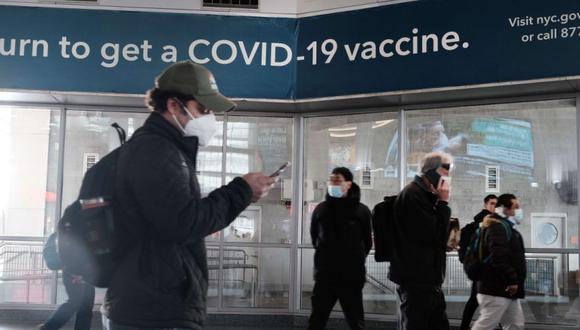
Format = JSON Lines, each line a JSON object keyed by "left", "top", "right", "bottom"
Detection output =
{"left": 56, "top": 123, "right": 127, "bottom": 288}
{"left": 371, "top": 195, "right": 397, "bottom": 262}
{"left": 462, "top": 219, "right": 512, "bottom": 281}
{"left": 42, "top": 232, "right": 62, "bottom": 271}
{"left": 458, "top": 221, "right": 478, "bottom": 263}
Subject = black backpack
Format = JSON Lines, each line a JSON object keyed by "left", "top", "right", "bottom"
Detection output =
{"left": 42, "top": 232, "right": 62, "bottom": 271}
{"left": 56, "top": 123, "right": 127, "bottom": 288}
{"left": 371, "top": 195, "right": 397, "bottom": 262}
{"left": 462, "top": 219, "right": 512, "bottom": 281}
{"left": 458, "top": 221, "right": 478, "bottom": 263}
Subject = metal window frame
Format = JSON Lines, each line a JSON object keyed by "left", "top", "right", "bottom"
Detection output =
{"left": 0, "top": 92, "right": 579, "bottom": 326}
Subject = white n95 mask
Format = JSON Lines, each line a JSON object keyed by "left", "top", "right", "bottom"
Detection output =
{"left": 173, "top": 112, "right": 218, "bottom": 147}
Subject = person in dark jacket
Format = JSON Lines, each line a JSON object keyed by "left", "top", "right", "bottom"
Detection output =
{"left": 389, "top": 151, "right": 453, "bottom": 330}
{"left": 459, "top": 194, "right": 497, "bottom": 330}
{"left": 38, "top": 272, "right": 94, "bottom": 330}
{"left": 308, "top": 167, "right": 372, "bottom": 330}
{"left": 472, "top": 193, "right": 526, "bottom": 330}
{"left": 101, "top": 61, "right": 275, "bottom": 330}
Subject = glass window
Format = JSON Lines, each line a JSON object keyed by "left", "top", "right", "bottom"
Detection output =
{"left": 405, "top": 100, "right": 578, "bottom": 249}
{"left": 302, "top": 112, "right": 400, "bottom": 314}
{"left": 61, "top": 110, "right": 149, "bottom": 208}
{"left": 300, "top": 248, "right": 398, "bottom": 315}
{"left": 404, "top": 100, "right": 578, "bottom": 326}
{"left": 225, "top": 116, "right": 294, "bottom": 244}
{"left": 60, "top": 110, "right": 149, "bottom": 305}
{"left": 221, "top": 247, "right": 290, "bottom": 308}
{"left": 443, "top": 252, "right": 580, "bottom": 327}
{"left": 303, "top": 112, "right": 400, "bottom": 244}
{"left": 0, "top": 106, "right": 60, "bottom": 237}
{"left": 0, "top": 106, "right": 60, "bottom": 304}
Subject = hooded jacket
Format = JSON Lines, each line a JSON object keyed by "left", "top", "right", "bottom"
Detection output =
{"left": 388, "top": 175, "right": 451, "bottom": 287}
{"left": 102, "top": 112, "right": 253, "bottom": 329}
{"left": 310, "top": 183, "right": 372, "bottom": 283}
{"left": 477, "top": 214, "right": 526, "bottom": 299}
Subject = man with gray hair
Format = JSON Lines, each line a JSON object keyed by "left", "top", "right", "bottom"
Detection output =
{"left": 389, "top": 151, "right": 453, "bottom": 330}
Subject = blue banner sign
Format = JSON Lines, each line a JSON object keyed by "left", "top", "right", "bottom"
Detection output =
{"left": 0, "top": 0, "right": 579, "bottom": 99}
{"left": 0, "top": 6, "right": 297, "bottom": 99}
{"left": 297, "top": 0, "right": 580, "bottom": 98}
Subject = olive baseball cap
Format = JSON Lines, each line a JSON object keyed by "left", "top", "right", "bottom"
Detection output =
{"left": 155, "top": 61, "right": 236, "bottom": 112}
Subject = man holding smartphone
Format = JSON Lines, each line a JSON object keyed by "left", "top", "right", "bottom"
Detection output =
{"left": 389, "top": 151, "right": 453, "bottom": 330}
{"left": 101, "top": 61, "right": 275, "bottom": 330}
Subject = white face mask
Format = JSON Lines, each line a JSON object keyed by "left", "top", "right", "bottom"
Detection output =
{"left": 173, "top": 109, "right": 218, "bottom": 147}
{"left": 513, "top": 208, "right": 524, "bottom": 224}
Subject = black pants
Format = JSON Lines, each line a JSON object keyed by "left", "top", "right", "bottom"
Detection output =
{"left": 397, "top": 285, "right": 449, "bottom": 330}
{"left": 460, "top": 282, "right": 478, "bottom": 330}
{"left": 42, "top": 272, "right": 96, "bottom": 330}
{"left": 307, "top": 280, "right": 365, "bottom": 330}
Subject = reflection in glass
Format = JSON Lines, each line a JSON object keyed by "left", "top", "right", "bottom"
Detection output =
{"left": 405, "top": 100, "right": 578, "bottom": 248}
{"left": 225, "top": 206, "right": 261, "bottom": 243}
{"left": 226, "top": 116, "right": 294, "bottom": 244}
{"left": 0, "top": 106, "right": 60, "bottom": 304}
{"left": 303, "top": 113, "right": 400, "bottom": 245}
{"left": 222, "top": 247, "right": 290, "bottom": 308}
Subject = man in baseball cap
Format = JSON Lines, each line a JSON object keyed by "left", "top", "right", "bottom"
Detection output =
{"left": 100, "top": 62, "right": 274, "bottom": 329}
{"left": 155, "top": 60, "right": 236, "bottom": 113}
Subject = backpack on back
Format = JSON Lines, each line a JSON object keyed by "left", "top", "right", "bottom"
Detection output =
{"left": 371, "top": 195, "right": 397, "bottom": 262}
{"left": 458, "top": 221, "right": 478, "bottom": 263}
{"left": 42, "top": 232, "right": 62, "bottom": 271}
{"left": 56, "top": 123, "right": 127, "bottom": 288}
{"left": 462, "top": 218, "right": 512, "bottom": 281}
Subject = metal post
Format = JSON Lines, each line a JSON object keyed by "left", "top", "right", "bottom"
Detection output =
{"left": 290, "top": 115, "right": 304, "bottom": 313}
{"left": 218, "top": 113, "right": 229, "bottom": 310}
{"left": 399, "top": 108, "right": 406, "bottom": 191}
{"left": 51, "top": 106, "right": 67, "bottom": 305}
{"left": 576, "top": 95, "right": 580, "bottom": 324}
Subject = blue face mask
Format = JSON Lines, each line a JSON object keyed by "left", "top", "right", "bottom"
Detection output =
{"left": 327, "top": 185, "right": 343, "bottom": 198}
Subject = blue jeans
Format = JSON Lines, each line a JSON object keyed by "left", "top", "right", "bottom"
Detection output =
{"left": 101, "top": 314, "right": 191, "bottom": 330}
{"left": 42, "top": 272, "right": 95, "bottom": 330}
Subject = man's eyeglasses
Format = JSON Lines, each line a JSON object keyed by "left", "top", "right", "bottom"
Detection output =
{"left": 175, "top": 98, "right": 211, "bottom": 115}
{"left": 441, "top": 163, "right": 452, "bottom": 171}
{"left": 197, "top": 104, "right": 211, "bottom": 115}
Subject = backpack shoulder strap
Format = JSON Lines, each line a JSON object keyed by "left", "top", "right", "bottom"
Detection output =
{"left": 497, "top": 219, "right": 513, "bottom": 241}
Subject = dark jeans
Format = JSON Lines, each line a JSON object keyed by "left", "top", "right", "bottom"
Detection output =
{"left": 460, "top": 282, "right": 479, "bottom": 330}
{"left": 397, "top": 285, "right": 449, "bottom": 330}
{"left": 42, "top": 272, "right": 95, "bottom": 330}
{"left": 101, "top": 314, "right": 190, "bottom": 330}
{"left": 307, "top": 280, "right": 365, "bottom": 330}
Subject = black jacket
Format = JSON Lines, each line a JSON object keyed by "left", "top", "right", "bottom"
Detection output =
{"left": 477, "top": 214, "right": 527, "bottom": 299}
{"left": 102, "top": 112, "right": 252, "bottom": 329}
{"left": 458, "top": 209, "right": 492, "bottom": 263}
{"left": 388, "top": 175, "right": 451, "bottom": 287}
{"left": 310, "top": 183, "right": 372, "bottom": 283}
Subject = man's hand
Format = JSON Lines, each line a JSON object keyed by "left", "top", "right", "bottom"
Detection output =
{"left": 436, "top": 177, "right": 451, "bottom": 202}
{"left": 506, "top": 284, "right": 518, "bottom": 296}
{"left": 242, "top": 172, "right": 276, "bottom": 202}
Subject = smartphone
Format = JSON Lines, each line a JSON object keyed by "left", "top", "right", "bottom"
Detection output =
{"left": 270, "top": 161, "right": 291, "bottom": 177}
